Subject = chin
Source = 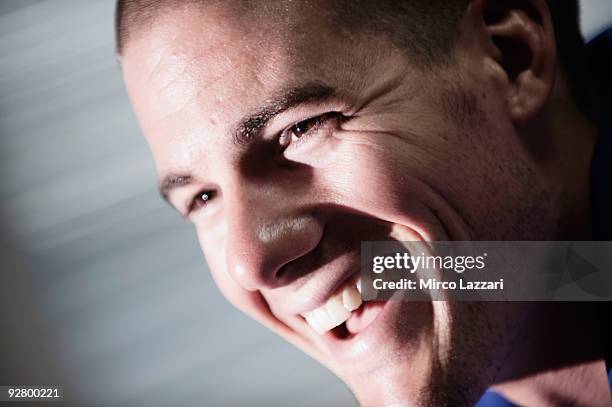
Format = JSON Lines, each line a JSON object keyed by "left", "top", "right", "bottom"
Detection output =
{"left": 296, "top": 297, "right": 524, "bottom": 407}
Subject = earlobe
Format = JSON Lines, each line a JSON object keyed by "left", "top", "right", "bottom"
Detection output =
{"left": 476, "top": 0, "right": 557, "bottom": 123}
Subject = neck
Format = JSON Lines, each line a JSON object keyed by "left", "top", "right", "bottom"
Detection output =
{"left": 523, "top": 76, "right": 598, "bottom": 240}
{"left": 495, "top": 360, "right": 611, "bottom": 406}
{"left": 552, "top": 94, "right": 597, "bottom": 240}
{"left": 492, "top": 303, "right": 611, "bottom": 406}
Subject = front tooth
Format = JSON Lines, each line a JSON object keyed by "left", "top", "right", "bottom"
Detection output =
{"left": 303, "top": 308, "right": 334, "bottom": 335}
{"left": 342, "top": 285, "right": 362, "bottom": 312}
{"left": 326, "top": 295, "right": 351, "bottom": 326}
{"left": 303, "top": 278, "right": 366, "bottom": 335}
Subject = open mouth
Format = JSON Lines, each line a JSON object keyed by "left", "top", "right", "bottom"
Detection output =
{"left": 300, "top": 276, "right": 386, "bottom": 339}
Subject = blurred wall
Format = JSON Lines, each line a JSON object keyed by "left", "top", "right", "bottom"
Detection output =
{"left": 0, "top": 1, "right": 610, "bottom": 406}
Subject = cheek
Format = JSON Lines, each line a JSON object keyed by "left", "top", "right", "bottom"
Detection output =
{"left": 323, "top": 130, "right": 433, "bottom": 192}
{"left": 325, "top": 105, "right": 556, "bottom": 241}
{"left": 314, "top": 132, "right": 461, "bottom": 241}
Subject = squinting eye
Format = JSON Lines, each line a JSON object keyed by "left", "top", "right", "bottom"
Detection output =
{"left": 280, "top": 113, "right": 339, "bottom": 147}
{"left": 188, "top": 190, "right": 215, "bottom": 214}
{"left": 291, "top": 117, "right": 321, "bottom": 137}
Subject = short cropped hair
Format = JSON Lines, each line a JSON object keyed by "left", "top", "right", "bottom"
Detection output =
{"left": 115, "top": 0, "right": 469, "bottom": 65}
{"left": 115, "top": 0, "right": 596, "bottom": 119}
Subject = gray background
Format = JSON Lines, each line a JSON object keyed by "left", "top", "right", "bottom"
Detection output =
{"left": 0, "top": 1, "right": 610, "bottom": 406}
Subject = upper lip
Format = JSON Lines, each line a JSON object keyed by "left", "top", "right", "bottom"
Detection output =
{"left": 278, "top": 263, "right": 361, "bottom": 317}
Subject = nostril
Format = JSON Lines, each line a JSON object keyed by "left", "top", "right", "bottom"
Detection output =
{"left": 274, "top": 259, "right": 303, "bottom": 284}
{"left": 227, "top": 211, "right": 325, "bottom": 289}
{"left": 274, "top": 224, "right": 327, "bottom": 285}
{"left": 275, "top": 263, "right": 288, "bottom": 281}
{"left": 273, "top": 232, "right": 324, "bottom": 284}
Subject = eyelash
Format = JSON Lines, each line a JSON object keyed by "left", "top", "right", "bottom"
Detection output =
{"left": 279, "top": 112, "right": 339, "bottom": 149}
{"left": 187, "top": 189, "right": 216, "bottom": 216}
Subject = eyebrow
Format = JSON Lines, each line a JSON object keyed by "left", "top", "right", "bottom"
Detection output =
{"left": 158, "top": 81, "right": 338, "bottom": 205}
{"left": 233, "top": 81, "right": 337, "bottom": 144}
{"left": 159, "top": 174, "right": 193, "bottom": 205}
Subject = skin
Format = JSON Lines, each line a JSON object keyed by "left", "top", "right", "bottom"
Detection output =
{"left": 121, "top": 0, "right": 609, "bottom": 405}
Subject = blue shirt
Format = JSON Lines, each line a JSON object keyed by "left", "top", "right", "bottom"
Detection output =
{"left": 476, "top": 27, "right": 612, "bottom": 407}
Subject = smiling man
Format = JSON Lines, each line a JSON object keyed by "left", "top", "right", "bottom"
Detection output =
{"left": 116, "top": 0, "right": 612, "bottom": 405}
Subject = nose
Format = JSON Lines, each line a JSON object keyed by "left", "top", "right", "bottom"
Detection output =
{"left": 223, "top": 173, "right": 323, "bottom": 291}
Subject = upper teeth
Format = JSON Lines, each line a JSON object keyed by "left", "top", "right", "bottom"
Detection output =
{"left": 302, "top": 278, "right": 363, "bottom": 334}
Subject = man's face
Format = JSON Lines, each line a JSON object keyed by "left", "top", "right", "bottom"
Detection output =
{"left": 122, "top": 3, "right": 560, "bottom": 405}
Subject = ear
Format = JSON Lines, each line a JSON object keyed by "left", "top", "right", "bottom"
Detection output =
{"left": 471, "top": 0, "right": 557, "bottom": 123}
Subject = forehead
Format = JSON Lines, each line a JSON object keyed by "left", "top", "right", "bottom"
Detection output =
{"left": 121, "top": 2, "right": 394, "bottom": 173}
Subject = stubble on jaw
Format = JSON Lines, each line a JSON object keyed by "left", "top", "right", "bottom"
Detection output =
{"left": 416, "top": 302, "right": 528, "bottom": 407}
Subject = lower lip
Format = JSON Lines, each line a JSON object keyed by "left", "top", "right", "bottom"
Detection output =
{"left": 346, "top": 301, "right": 386, "bottom": 334}
{"left": 317, "top": 299, "right": 405, "bottom": 363}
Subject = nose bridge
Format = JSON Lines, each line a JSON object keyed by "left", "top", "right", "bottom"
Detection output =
{"left": 223, "top": 170, "right": 321, "bottom": 291}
